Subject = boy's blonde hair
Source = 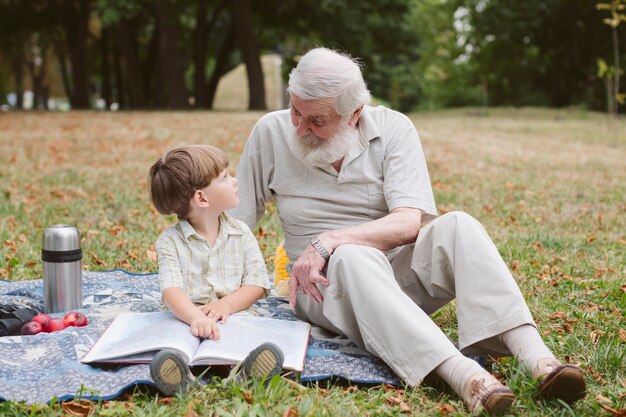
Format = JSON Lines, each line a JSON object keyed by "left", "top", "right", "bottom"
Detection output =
{"left": 149, "top": 145, "right": 229, "bottom": 219}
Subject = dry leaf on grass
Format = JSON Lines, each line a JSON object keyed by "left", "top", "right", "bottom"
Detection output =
{"left": 598, "top": 403, "right": 626, "bottom": 417}
{"left": 282, "top": 407, "right": 299, "bottom": 417}
{"left": 61, "top": 399, "right": 95, "bottom": 416}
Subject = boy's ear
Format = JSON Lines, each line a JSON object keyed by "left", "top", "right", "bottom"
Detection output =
{"left": 191, "top": 190, "right": 210, "bottom": 207}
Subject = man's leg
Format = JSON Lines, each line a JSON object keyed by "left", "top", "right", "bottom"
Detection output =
{"left": 403, "top": 211, "right": 535, "bottom": 355}
{"left": 295, "top": 243, "right": 460, "bottom": 386}
{"left": 295, "top": 243, "right": 516, "bottom": 415}
{"left": 400, "top": 211, "right": 585, "bottom": 402}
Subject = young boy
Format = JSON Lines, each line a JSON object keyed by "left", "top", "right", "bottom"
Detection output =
{"left": 148, "top": 145, "right": 283, "bottom": 395}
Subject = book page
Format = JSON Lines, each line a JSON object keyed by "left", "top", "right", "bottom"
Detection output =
{"left": 81, "top": 312, "right": 200, "bottom": 364}
{"left": 191, "top": 315, "right": 310, "bottom": 371}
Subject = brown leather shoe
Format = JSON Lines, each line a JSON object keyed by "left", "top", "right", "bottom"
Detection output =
{"left": 464, "top": 372, "right": 516, "bottom": 416}
{"left": 533, "top": 358, "right": 586, "bottom": 403}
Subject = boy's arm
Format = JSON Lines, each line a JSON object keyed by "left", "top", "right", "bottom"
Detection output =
{"left": 202, "top": 285, "right": 265, "bottom": 321}
{"left": 163, "top": 287, "right": 221, "bottom": 340}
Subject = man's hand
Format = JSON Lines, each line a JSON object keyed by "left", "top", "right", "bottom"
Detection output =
{"left": 289, "top": 243, "right": 330, "bottom": 307}
{"left": 200, "top": 300, "right": 234, "bottom": 323}
{"left": 189, "top": 315, "right": 220, "bottom": 341}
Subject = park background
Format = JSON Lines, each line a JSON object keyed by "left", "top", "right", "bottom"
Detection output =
{"left": 0, "top": 1, "right": 624, "bottom": 416}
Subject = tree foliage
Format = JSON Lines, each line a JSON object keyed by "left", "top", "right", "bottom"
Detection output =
{"left": 0, "top": 0, "right": 624, "bottom": 112}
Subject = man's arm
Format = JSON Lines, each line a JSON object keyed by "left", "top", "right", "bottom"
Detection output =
{"left": 289, "top": 207, "right": 422, "bottom": 305}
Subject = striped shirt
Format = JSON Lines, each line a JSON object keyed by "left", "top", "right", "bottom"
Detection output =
{"left": 155, "top": 213, "right": 270, "bottom": 307}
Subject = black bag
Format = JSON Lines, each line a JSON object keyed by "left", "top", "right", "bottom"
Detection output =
{"left": 0, "top": 304, "right": 39, "bottom": 336}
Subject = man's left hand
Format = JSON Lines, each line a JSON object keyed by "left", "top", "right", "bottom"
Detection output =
{"left": 289, "top": 243, "right": 330, "bottom": 307}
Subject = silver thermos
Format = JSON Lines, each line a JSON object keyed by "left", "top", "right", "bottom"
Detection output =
{"left": 42, "top": 225, "right": 83, "bottom": 313}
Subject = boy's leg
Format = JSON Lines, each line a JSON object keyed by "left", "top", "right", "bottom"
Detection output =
{"left": 225, "top": 342, "right": 284, "bottom": 384}
{"left": 150, "top": 349, "right": 195, "bottom": 396}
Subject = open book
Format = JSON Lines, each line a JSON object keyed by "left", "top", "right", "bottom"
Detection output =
{"left": 81, "top": 312, "right": 311, "bottom": 371}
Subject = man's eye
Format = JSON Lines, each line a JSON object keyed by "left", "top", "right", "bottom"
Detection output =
{"left": 312, "top": 120, "right": 325, "bottom": 127}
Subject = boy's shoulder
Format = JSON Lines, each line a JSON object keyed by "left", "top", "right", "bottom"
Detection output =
{"left": 156, "top": 222, "right": 186, "bottom": 247}
{"left": 221, "top": 213, "right": 252, "bottom": 236}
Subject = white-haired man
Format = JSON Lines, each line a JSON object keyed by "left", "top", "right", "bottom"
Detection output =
{"left": 230, "top": 47, "right": 586, "bottom": 415}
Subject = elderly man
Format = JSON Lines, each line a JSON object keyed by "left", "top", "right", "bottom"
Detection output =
{"left": 230, "top": 48, "right": 586, "bottom": 415}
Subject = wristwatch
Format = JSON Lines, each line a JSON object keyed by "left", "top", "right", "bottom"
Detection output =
{"left": 310, "top": 236, "right": 331, "bottom": 261}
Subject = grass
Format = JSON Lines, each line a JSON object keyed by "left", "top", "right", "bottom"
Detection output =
{"left": 0, "top": 107, "right": 624, "bottom": 416}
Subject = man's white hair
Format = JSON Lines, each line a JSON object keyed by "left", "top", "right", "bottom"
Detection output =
{"left": 288, "top": 48, "right": 371, "bottom": 117}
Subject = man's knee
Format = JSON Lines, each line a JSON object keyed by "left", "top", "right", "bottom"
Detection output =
{"left": 435, "top": 211, "right": 482, "bottom": 232}
{"left": 328, "top": 244, "right": 387, "bottom": 286}
{"left": 330, "top": 244, "right": 383, "bottom": 267}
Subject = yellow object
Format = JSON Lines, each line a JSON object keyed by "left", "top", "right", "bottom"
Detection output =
{"left": 274, "top": 242, "right": 291, "bottom": 296}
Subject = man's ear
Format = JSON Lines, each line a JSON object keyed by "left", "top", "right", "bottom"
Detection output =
{"left": 349, "top": 105, "right": 364, "bottom": 127}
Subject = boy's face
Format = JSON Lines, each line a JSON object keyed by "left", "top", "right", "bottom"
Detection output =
{"left": 200, "top": 168, "right": 239, "bottom": 212}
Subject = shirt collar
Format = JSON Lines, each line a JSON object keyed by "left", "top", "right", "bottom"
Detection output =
{"left": 179, "top": 213, "right": 243, "bottom": 243}
{"left": 357, "top": 105, "right": 380, "bottom": 142}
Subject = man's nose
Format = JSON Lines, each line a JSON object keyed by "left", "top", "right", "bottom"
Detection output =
{"left": 295, "top": 118, "right": 311, "bottom": 136}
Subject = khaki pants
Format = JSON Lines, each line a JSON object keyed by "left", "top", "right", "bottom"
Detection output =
{"left": 295, "top": 211, "right": 535, "bottom": 386}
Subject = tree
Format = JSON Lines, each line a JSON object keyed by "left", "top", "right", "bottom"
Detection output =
{"left": 57, "top": 0, "right": 92, "bottom": 109}
{"left": 597, "top": 0, "right": 626, "bottom": 117}
{"left": 234, "top": 0, "right": 265, "bottom": 110}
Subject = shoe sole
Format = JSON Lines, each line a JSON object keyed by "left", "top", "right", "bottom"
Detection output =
{"left": 538, "top": 365, "right": 586, "bottom": 403}
{"left": 239, "top": 342, "right": 284, "bottom": 382}
{"left": 150, "top": 349, "right": 194, "bottom": 396}
{"left": 483, "top": 388, "right": 516, "bottom": 415}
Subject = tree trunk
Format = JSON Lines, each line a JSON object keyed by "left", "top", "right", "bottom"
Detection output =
{"left": 206, "top": 21, "right": 236, "bottom": 109}
{"left": 113, "top": 40, "right": 126, "bottom": 109}
{"left": 194, "top": 0, "right": 229, "bottom": 108}
{"left": 51, "top": 28, "right": 73, "bottom": 105}
{"left": 193, "top": 0, "right": 209, "bottom": 107}
{"left": 59, "top": 0, "right": 91, "bottom": 109}
{"left": 11, "top": 53, "right": 24, "bottom": 109}
{"left": 155, "top": 0, "right": 189, "bottom": 109}
{"left": 115, "top": 19, "right": 146, "bottom": 108}
{"left": 143, "top": 16, "right": 159, "bottom": 107}
{"left": 101, "top": 27, "right": 112, "bottom": 110}
{"left": 233, "top": 0, "right": 266, "bottom": 110}
{"left": 611, "top": 24, "right": 620, "bottom": 116}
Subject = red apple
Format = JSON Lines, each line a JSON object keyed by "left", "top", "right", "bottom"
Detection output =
{"left": 20, "top": 321, "right": 43, "bottom": 335}
{"left": 45, "top": 318, "right": 68, "bottom": 333}
{"left": 32, "top": 313, "right": 53, "bottom": 331}
{"left": 64, "top": 311, "right": 88, "bottom": 327}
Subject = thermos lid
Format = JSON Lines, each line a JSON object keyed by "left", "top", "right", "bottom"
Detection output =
{"left": 42, "top": 224, "right": 81, "bottom": 252}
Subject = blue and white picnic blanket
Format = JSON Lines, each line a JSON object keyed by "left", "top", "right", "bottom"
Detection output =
{"left": 0, "top": 270, "right": 402, "bottom": 404}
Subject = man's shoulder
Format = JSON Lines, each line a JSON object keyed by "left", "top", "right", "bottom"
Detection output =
{"left": 365, "top": 105, "right": 413, "bottom": 127}
{"left": 254, "top": 109, "right": 292, "bottom": 130}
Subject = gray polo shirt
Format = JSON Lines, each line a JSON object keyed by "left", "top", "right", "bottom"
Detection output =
{"left": 230, "top": 105, "right": 437, "bottom": 266}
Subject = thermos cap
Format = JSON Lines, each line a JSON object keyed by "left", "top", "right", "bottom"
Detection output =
{"left": 42, "top": 224, "right": 81, "bottom": 252}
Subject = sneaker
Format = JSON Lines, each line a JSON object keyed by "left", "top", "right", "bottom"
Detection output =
{"left": 150, "top": 349, "right": 195, "bottom": 396}
{"left": 533, "top": 358, "right": 586, "bottom": 403}
{"left": 225, "top": 342, "right": 284, "bottom": 384}
{"left": 463, "top": 372, "right": 516, "bottom": 416}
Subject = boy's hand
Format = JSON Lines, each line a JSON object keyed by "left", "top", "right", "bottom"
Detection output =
{"left": 200, "top": 300, "right": 234, "bottom": 323}
{"left": 190, "top": 316, "right": 220, "bottom": 341}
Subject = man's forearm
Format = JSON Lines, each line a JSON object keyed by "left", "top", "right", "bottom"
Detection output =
{"left": 319, "top": 207, "right": 422, "bottom": 255}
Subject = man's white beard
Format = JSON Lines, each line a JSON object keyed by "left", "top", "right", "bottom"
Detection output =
{"left": 287, "top": 123, "right": 362, "bottom": 168}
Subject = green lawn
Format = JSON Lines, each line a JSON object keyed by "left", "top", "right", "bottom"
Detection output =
{"left": 0, "top": 108, "right": 624, "bottom": 416}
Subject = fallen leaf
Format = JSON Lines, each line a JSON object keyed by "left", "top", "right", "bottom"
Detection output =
{"left": 147, "top": 250, "right": 157, "bottom": 262}
{"left": 282, "top": 407, "right": 299, "bottom": 417}
{"left": 242, "top": 390, "right": 253, "bottom": 404}
{"left": 186, "top": 399, "right": 199, "bottom": 417}
{"left": 598, "top": 402, "right": 626, "bottom": 417}
{"left": 590, "top": 330, "right": 606, "bottom": 344}
{"left": 438, "top": 403, "right": 457, "bottom": 415}
{"left": 61, "top": 399, "right": 95, "bottom": 416}
{"left": 619, "top": 329, "right": 626, "bottom": 343}
{"left": 158, "top": 397, "right": 174, "bottom": 405}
